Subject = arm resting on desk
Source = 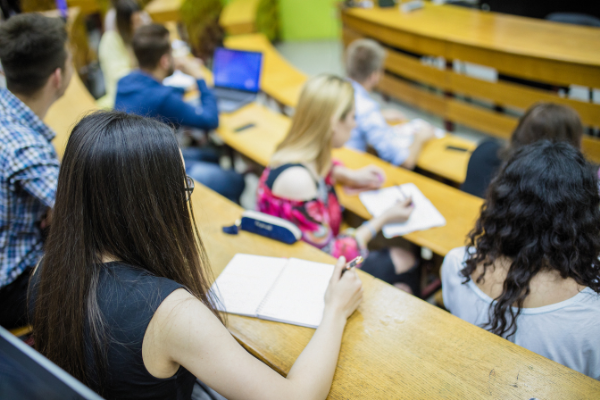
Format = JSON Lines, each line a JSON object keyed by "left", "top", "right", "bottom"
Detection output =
{"left": 147, "top": 259, "right": 362, "bottom": 400}
{"left": 356, "top": 112, "right": 410, "bottom": 167}
{"left": 401, "top": 126, "right": 435, "bottom": 170}
{"left": 159, "top": 80, "right": 219, "bottom": 129}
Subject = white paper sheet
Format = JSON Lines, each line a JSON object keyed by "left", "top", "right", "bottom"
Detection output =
{"left": 392, "top": 119, "right": 446, "bottom": 147}
{"left": 359, "top": 183, "right": 446, "bottom": 238}
{"left": 210, "top": 254, "right": 287, "bottom": 317}
{"left": 257, "top": 258, "right": 334, "bottom": 328}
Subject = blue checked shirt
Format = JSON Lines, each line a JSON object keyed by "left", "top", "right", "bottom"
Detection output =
{"left": 346, "top": 80, "right": 410, "bottom": 166}
{"left": 0, "top": 89, "right": 59, "bottom": 288}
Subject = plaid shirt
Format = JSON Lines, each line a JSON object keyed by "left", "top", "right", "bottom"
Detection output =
{"left": 346, "top": 80, "right": 410, "bottom": 166}
{"left": 0, "top": 89, "right": 59, "bottom": 288}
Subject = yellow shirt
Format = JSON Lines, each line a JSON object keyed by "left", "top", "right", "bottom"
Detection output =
{"left": 97, "top": 31, "right": 136, "bottom": 109}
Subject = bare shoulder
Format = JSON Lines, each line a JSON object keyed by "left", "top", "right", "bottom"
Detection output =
{"left": 271, "top": 166, "right": 318, "bottom": 201}
{"left": 154, "top": 288, "right": 219, "bottom": 326}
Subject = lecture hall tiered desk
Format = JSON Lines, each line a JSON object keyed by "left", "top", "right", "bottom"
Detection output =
{"left": 193, "top": 182, "right": 600, "bottom": 399}
{"left": 145, "top": 0, "right": 259, "bottom": 33}
{"left": 340, "top": 2, "right": 600, "bottom": 163}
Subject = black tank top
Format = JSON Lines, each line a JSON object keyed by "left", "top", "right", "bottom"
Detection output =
{"left": 32, "top": 262, "right": 196, "bottom": 400}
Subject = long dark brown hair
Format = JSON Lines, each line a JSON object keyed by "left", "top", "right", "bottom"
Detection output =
{"left": 501, "top": 102, "right": 583, "bottom": 159}
{"left": 31, "top": 111, "right": 222, "bottom": 392}
{"left": 462, "top": 141, "right": 600, "bottom": 338}
{"left": 115, "top": 0, "right": 141, "bottom": 46}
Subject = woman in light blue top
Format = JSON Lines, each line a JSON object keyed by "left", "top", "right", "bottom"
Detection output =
{"left": 442, "top": 140, "right": 600, "bottom": 380}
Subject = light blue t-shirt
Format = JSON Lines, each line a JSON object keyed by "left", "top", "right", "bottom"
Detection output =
{"left": 442, "top": 246, "right": 600, "bottom": 380}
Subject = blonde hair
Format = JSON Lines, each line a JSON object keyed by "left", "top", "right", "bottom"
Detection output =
{"left": 346, "top": 38, "right": 386, "bottom": 82}
{"left": 270, "top": 75, "right": 354, "bottom": 176}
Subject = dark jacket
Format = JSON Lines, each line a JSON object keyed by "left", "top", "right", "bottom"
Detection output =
{"left": 460, "top": 139, "right": 503, "bottom": 199}
{"left": 115, "top": 70, "right": 218, "bottom": 130}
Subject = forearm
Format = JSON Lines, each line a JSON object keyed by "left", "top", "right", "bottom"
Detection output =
{"left": 401, "top": 138, "right": 427, "bottom": 170}
{"left": 285, "top": 310, "right": 347, "bottom": 400}
{"left": 354, "top": 214, "right": 387, "bottom": 247}
{"left": 331, "top": 164, "right": 353, "bottom": 186}
{"left": 161, "top": 92, "right": 218, "bottom": 130}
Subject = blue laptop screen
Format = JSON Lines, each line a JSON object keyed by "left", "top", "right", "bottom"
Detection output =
{"left": 213, "top": 48, "right": 262, "bottom": 93}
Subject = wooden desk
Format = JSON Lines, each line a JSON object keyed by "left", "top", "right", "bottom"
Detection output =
{"left": 417, "top": 135, "right": 476, "bottom": 183}
{"left": 45, "top": 73, "right": 98, "bottom": 159}
{"left": 193, "top": 182, "right": 600, "bottom": 399}
{"left": 145, "top": 0, "right": 183, "bottom": 23}
{"left": 224, "top": 33, "right": 307, "bottom": 109}
{"left": 67, "top": 0, "right": 99, "bottom": 14}
{"left": 333, "top": 147, "right": 482, "bottom": 256}
{"left": 341, "top": 3, "right": 600, "bottom": 160}
{"left": 343, "top": 3, "right": 600, "bottom": 86}
{"left": 219, "top": 103, "right": 483, "bottom": 256}
{"left": 219, "top": 0, "right": 260, "bottom": 35}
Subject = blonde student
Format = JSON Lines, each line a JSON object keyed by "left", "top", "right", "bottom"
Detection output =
{"left": 257, "top": 75, "right": 422, "bottom": 295}
{"left": 30, "top": 111, "right": 363, "bottom": 400}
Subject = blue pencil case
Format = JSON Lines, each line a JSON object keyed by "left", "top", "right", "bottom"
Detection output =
{"left": 222, "top": 210, "right": 302, "bottom": 245}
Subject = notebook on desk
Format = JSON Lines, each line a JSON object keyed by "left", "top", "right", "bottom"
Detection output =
{"left": 210, "top": 254, "right": 334, "bottom": 328}
{"left": 359, "top": 183, "right": 446, "bottom": 238}
{"left": 212, "top": 48, "right": 263, "bottom": 113}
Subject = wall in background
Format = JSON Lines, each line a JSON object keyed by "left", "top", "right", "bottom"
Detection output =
{"left": 278, "top": 0, "right": 341, "bottom": 40}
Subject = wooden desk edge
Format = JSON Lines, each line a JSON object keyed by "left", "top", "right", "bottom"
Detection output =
{"left": 342, "top": 5, "right": 600, "bottom": 67}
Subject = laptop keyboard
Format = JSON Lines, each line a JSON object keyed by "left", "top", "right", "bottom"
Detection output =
{"left": 213, "top": 87, "right": 256, "bottom": 102}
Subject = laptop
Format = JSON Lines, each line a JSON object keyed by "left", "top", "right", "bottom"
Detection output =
{"left": 212, "top": 48, "right": 263, "bottom": 113}
{"left": 0, "top": 326, "right": 103, "bottom": 399}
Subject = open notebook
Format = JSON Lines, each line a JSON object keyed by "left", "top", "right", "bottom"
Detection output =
{"left": 210, "top": 254, "right": 334, "bottom": 328}
{"left": 359, "top": 183, "right": 446, "bottom": 238}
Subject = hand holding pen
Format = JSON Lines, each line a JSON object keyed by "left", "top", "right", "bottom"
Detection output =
{"left": 381, "top": 189, "right": 414, "bottom": 225}
{"left": 342, "top": 256, "right": 364, "bottom": 275}
{"left": 398, "top": 186, "right": 413, "bottom": 207}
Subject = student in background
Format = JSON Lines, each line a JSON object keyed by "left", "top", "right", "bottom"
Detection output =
{"left": 258, "top": 75, "right": 421, "bottom": 295}
{"left": 30, "top": 111, "right": 363, "bottom": 400}
{"left": 97, "top": 0, "right": 148, "bottom": 109}
{"left": 345, "top": 39, "right": 435, "bottom": 170}
{"left": 461, "top": 102, "right": 583, "bottom": 198}
{"left": 442, "top": 141, "right": 600, "bottom": 379}
{"left": 103, "top": 0, "right": 150, "bottom": 33}
{"left": 115, "top": 24, "right": 244, "bottom": 203}
{"left": 0, "top": 14, "right": 72, "bottom": 328}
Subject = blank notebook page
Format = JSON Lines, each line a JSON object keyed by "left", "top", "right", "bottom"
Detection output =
{"left": 359, "top": 183, "right": 446, "bottom": 238}
{"left": 211, "top": 254, "right": 287, "bottom": 317}
{"left": 257, "top": 258, "right": 335, "bottom": 328}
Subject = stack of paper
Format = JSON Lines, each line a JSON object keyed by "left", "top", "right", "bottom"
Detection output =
{"left": 359, "top": 183, "right": 445, "bottom": 237}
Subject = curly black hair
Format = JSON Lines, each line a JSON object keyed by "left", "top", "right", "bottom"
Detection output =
{"left": 461, "top": 140, "right": 600, "bottom": 338}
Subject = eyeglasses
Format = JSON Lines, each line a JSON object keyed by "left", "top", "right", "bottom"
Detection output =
{"left": 184, "top": 176, "right": 195, "bottom": 202}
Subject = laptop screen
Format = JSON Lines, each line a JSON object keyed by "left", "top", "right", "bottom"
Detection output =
{"left": 213, "top": 48, "right": 262, "bottom": 93}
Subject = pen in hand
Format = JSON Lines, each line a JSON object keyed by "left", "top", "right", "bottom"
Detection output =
{"left": 342, "top": 256, "right": 364, "bottom": 275}
{"left": 398, "top": 186, "right": 413, "bottom": 207}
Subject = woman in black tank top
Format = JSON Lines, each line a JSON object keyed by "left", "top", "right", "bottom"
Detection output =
{"left": 30, "top": 111, "right": 363, "bottom": 400}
